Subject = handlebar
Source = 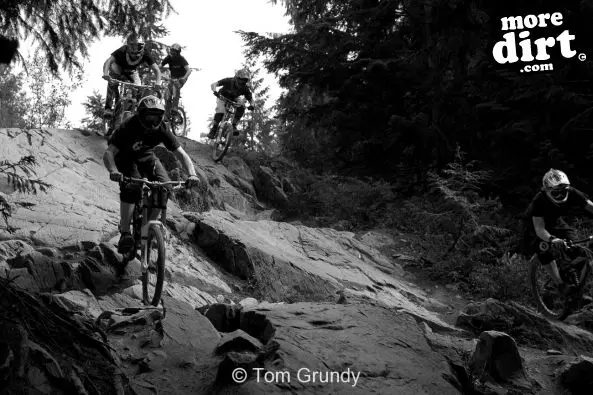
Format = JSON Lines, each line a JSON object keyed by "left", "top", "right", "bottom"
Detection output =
{"left": 120, "top": 177, "right": 185, "bottom": 190}
{"left": 215, "top": 93, "right": 248, "bottom": 108}
{"left": 104, "top": 76, "right": 161, "bottom": 90}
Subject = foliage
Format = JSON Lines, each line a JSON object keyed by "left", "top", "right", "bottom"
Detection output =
{"left": 278, "top": 167, "right": 397, "bottom": 230}
{"left": 132, "top": 0, "right": 174, "bottom": 87}
{"left": 386, "top": 150, "right": 531, "bottom": 300}
{"left": 239, "top": 0, "right": 593, "bottom": 208}
{"left": 20, "top": 53, "right": 83, "bottom": 129}
{"left": 233, "top": 58, "right": 279, "bottom": 155}
{"left": 1, "top": 0, "right": 174, "bottom": 75}
{"left": 0, "top": 68, "right": 27, "bottom": 127}
{"left": 81, "top": 91, "right": 106, "bottom": 131}
{"left": 0, "top": 156, "right": 51, "bottom": 234}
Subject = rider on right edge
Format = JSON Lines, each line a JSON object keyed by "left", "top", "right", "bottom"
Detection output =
{"left": 523, "top": 168, "right": 593, "bottom": 293}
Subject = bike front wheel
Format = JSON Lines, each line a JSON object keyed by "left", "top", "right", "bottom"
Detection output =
{"left": 170, "top": 107, "right": 187, "bottom": 137}
{"left": 142, "top": 225, "right": 166, "bottom": 306}
{"left": 529, "top": 255, "right": 571, "bottom": 320}
{"left": 212, "top": 122, "right": 233, "bottom": 162}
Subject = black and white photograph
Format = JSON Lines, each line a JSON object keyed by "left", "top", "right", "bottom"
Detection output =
{"left": 1, "top": 1, "right": 593, "bottom": 394}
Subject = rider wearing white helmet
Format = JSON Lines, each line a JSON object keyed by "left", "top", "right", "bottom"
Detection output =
{"left": 102, "top": 33, "right": 162, "bottom": 117}
{"left": 207, "top": 68, "right": 255, "bottom": 139}
{"left": 523, "top": 168, "right": 593, "bottom": 292}
{"left": 161, "top": 43, "right": 192, "bottom": 112}
{"left": 103, "top": 94, "right": 201, "bottom": 254}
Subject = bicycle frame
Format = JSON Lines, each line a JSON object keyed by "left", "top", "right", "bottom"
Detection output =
{"left": 161, "top": 76, "right": 181, "bottom": 112}
{"left": 219, "top": 96, "right": 241, "bottom": 125}
{"left": 125, "top": 177, "right": 184, "bottom": 269}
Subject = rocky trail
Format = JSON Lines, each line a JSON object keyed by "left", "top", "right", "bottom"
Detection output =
{"left": 1, "top": 127, "right": 593, "bottom": 394}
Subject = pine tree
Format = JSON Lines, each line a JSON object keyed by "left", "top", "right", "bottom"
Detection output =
{"left": 81, "top": 91, "right": 106, "bottom": 131}
{"left": 1, "top": 0, "right": 174, "bottom": 75}
{"left": 0, "top": 68, "right": 27, "bottom": 127}
{"left": 236, "top": 58, "right": 278, "bottom": 153}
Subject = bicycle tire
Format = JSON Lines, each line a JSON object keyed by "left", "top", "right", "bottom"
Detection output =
{"left": 170, "top": 107, "right": 187, "bottom": 137}
{"left": 529, "top": 255, "right": 571, "bottom": 320}
{"left": 142, "top": 224, "right": 166, "bottom": 306}
{"left": 212, "top": 122, "right": 233, "bottom": 162}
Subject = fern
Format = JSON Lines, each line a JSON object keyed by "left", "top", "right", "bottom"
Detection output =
{"left": 0, "top": 155, "right": 52, "bottom": 233}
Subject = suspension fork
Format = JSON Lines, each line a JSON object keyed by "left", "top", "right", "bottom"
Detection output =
{"left": 139, "top": 205, "right": 169, "bottom": 272}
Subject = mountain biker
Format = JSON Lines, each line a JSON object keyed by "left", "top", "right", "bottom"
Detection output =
{"left": 102, "top": 95, "right": 201, "bottom": 254}
{"left": 102, "top": 33, "right": 162, "bottom": 118}
{"left": 161, "top": 43, "right": 192, "bottom": 112}
{"left": 523, "top": 168, "right": 593, "bottom": 293}
{"left": 207, "top": 68, "right": 255, "bottom": 139}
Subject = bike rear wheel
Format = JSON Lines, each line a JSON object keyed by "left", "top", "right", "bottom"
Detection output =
{"left": 170, "top": 107, "right": 187, "bottom": 137}
{"left": 212, "top": 122, "right": 233, "bottom": 162}
{"left": 529, "top": 255, "right": 573, "bottom": 320}
{"left": 142, "top": 225, "right": 166, "bottom": 306}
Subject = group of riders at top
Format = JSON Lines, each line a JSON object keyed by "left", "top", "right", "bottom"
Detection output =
{"left": 101, "top": 33, "right": 254, "bottom": 254}
{"left": 101, "top": 34, "right": 593, "bottom": 295}
{"left": 102, "top": 33, "right": 254, "bottom": 138}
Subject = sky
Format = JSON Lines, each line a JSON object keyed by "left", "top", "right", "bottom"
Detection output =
{"left": 61, "top": 0, "right": 291, "bottom": 141}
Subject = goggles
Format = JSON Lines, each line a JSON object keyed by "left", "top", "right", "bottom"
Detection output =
{"left": 128, "top": 43, "right": 145, "bottom": 52}
{"left": 550, "top": 185, "right": 569, "bottom": 200}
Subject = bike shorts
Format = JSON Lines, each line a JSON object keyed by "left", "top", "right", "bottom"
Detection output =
{"left": 527, "top": 220, "right": 578, "bottom": 265}
{"left": 115, "top": 153, "right": 170, "bottom": 205}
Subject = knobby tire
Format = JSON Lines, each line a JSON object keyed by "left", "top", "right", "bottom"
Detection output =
{"left": 212, "top": 122, "right": 233, "bottom": 162}
{"left": 142, "top": 225, "right": 166, "bottom": 306}
{"left": 529, "top": 255, "right": 584, "bottom": 321}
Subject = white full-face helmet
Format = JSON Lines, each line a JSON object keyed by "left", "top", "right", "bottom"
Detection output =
{"left": 542, "top": 168, "right": 570, "bottom": 204}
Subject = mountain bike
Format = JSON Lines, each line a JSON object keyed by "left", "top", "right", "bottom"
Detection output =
{"left": 115, "top": 176, "right": 185, "bottom": 306}
{"left": 161, "top": 75, "right": 188, "bottom": 137}
{"left": 529, "top": 236, "right": 593, "bottom": 320}
{"left": 103, "top": 77, "right": 158, "bottom": 138}
{"left": 211, "top": 95, "right": 244, "bottom": 162}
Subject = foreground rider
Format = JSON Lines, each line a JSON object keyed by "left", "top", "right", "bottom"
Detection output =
{"left": 161, "top": 43, "right": 192, "bottom": 112}
{"left": 102, "top": 33, "right": 162, "bottom": 118}
{"left": 207, "top": 68, "right": 255, "bottom": 139}
{"left": 102, "top": 95, "right": 200, "bottom": 254}
{"left": 523, "top": 169, "right": 593, "bottom": 293}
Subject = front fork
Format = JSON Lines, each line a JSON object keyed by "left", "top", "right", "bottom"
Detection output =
{"left": 138, "top": 209, "right": 168, "bottom": 273}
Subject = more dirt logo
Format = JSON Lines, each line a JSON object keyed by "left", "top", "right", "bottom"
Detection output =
{"left": 492, "top": 12, "right": 585, "bottom": 73}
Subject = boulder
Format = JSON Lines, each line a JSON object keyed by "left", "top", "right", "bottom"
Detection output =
{"left": 457, "top": 298, "right": 593, "bottom": 354}
{"left": 558, "top": 355, "right": 593, "bottom": 395}
{"left": 469, "top": 331, "right": 527, "bottom": 384}
{"left": 215, "top": 329, "right": 263, "bottom": 355}
{"left": 253, "top": 165, "right": 289, "bottom": 207}
{"left": 193, "top": 210, "right": 459, "bottom": 333}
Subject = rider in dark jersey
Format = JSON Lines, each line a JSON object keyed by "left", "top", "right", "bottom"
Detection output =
{"left": 523, "top": 169, "right": 593, "bottom": 293}
{"left": 207, "top": 68, "right": 255, "bottom": 139}
{"left": 102, "top": 33, "right": 162, "bottom": 117}
{"left": 102, "top": 95, "right": 201, "bottom": 254}
{"left": 161, "top": 43, "right": 192, "bottom": 112}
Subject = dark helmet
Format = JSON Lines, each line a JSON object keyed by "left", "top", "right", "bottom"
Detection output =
{"left": 235, "top": 68, "right": 249, "bottom": 82}
{"left": 124, "top": 33, "right": 145, "bottom": 61}
{"left": 169, "top": 43, "right": 182, "bottom": 56}
{"left": 137, "top": 95, "right": 165, "bottom": 130}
